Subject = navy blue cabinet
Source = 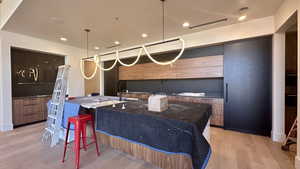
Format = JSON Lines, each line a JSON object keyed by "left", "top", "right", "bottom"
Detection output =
{"left": 224, "top": 36, "right": 272, "bottom": 136}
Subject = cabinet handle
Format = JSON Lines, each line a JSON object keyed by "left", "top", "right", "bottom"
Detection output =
{"left": 225, "top": 83, "right": 229, "bottom": 103}
{"left": 24, "top": 104, "right": 38, "bottom": 106}
{"left": 24, "top": 113, "right": 36, "bottom": 116}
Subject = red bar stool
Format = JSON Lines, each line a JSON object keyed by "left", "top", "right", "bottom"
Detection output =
{"left": 62, "top": 114, "right": 100, "bottom": 169}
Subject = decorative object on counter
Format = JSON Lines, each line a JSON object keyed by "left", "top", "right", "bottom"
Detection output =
{"left": 148, "top": 95, "right": 168, "bottom": 112}
{"left": 80, "top": 0, "right": 186, "bottom": 77}
{"left": 42, "top": 65, "right": 70, "bottom": 147}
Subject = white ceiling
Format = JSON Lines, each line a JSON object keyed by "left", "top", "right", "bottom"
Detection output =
{"left": 3, "top": 0, "right": 283, "bottom": 51}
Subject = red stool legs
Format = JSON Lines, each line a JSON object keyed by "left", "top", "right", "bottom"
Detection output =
{"left": 74, "top": 120, "right": 81, "bottom": 169}
{"left": 62, "top": 114, "right": 100, "bottom": 169}
{"left": 91, "top": 120, "right": 100, "bottom": 156}
{"left": 62, "top": 122, "right": 71, "bottom": 163}
{"left": 81, "top": 122, "right": 87, "bottom": 151}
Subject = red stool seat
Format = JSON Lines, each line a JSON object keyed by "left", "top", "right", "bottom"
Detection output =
{"left": 62, "top": 114, "right": 100, "bottom": 169}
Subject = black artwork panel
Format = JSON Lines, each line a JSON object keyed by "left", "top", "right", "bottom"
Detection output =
{"left": 11, "top": 47, "right": 65, "bottom": 97}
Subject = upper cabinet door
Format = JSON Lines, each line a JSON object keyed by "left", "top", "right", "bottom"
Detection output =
{"left": 224, "top": 36, "right": 272, "bottom": 136}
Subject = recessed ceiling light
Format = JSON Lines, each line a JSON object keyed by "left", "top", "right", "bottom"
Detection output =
{"left": 114, "top": 41, "right": 120, "bottom": 45}
{"left": 141, "top": 33, "right": 148, "bottom": 38}
{"left": 60, "top": 37, "right": 67, "bottom": 42}
{"left": 238, "top": 7, "right": 248, "bottom": 21}
{"left": 238, "top": 15, "right": 247, "bottom": 21}
{"left": 182, "top": 22, "right": 190, "bottom": 28}
{"left": 94, "top": 46, "right": 100, "bottom": 50}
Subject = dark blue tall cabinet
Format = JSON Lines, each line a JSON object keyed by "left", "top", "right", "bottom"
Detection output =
{"left": 224, "top": 36, "right": 272, "bottom": 136}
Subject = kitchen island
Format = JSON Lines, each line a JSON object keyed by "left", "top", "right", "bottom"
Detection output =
{"left": 62, "top": 96, "right": 212, "bottom": 169}
{"left": 119, "top": 92, "right": 223, "bottom": 127}
{"left": 95, "top": 99, "right": 212, "bottom": 169}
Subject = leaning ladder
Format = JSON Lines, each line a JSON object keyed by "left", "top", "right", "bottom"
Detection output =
{"left": 282, "top": 117, "right": 297, "bottom": 151}
{"left": 42, "top": 65, "right": 71, "bottom": 147}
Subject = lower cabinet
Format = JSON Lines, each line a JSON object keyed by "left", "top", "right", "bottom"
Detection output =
{"left": 12, "top": 96, "right": 52, "bottom": 126}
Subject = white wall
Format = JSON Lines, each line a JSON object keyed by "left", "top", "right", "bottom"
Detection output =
{"left": 272, "top": 32, "right": 286, "bottom": 142}
{"left": 273, "top": 0, "right": 300, "bottom": 168}
{"left": 274, "top": 0, "right": 298, "bottom": 31}
{"left": 272, "top": 0, "right": 298, "bottom": 144}
{"left": 0, "top": 30, "right": 85, "bottom": 131}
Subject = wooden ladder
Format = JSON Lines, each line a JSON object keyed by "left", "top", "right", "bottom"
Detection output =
{"left": 282, "top": 117, "right": 297, "bottom": 151}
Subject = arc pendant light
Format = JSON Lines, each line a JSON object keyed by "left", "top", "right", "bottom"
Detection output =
{"left": 117, "top": 48, "right": 144, "bottom": 67}
{"left": 80, "top": 29, "right": 98, "bottom": 80}
{"left": 142, "top": 0, "right": 185, "bottom": 66}
{"left": 95, "top": 51, "right": 118, "bottom": 71}
{"left": 80, "top": 0, "right": 186, "bottom": 76}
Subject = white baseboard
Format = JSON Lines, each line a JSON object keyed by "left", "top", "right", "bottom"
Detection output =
{"left": 295, "top": 156, "right": 300, "bottom": 169}
{"left": 271, "top": 131, "right": 286, "bottom": 142}
{"left": 0, "top": 123, "right": 13, "bottom": 131}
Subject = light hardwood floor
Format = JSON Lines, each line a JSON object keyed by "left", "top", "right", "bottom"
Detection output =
{"left": 0, "top": 123, "right": 296, "bottom": 169}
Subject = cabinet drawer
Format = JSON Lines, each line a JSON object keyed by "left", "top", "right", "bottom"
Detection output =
{"left": 13, "top": 97, "right": 49, "bottom": 126}
{"left": 23, "top": 104, "right": 42, "bottom": 115}
{"left": 23, "top": 98, "right": 40, "bottom": 105}
{"left": 23, "top": 113, "right": 43, "bottom": 123}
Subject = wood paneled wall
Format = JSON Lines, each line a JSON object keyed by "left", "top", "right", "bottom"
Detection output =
{"left": 99, "top": 132, "right": 193, "bottom": 169}
{"left": 119, "top": 55, "right": 223, "bottom": 80}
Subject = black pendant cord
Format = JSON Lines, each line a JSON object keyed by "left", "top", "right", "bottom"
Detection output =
{"left": 161, "top": 0, "right": 165, "bottom": 41}
{"left": 84, "top": 29, "right": 91, "bottom": 58}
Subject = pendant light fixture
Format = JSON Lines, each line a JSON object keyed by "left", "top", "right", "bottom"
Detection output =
{"left": 142, "top": 0, "right": 185, "bottom": 66}
{"left": 81, "top": 0, "right": 186, "bottom": 73}
{"left": 80, "top": 29, "right": 98, "bottom": 80}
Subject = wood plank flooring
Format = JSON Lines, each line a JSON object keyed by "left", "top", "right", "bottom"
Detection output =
{"left": 0, "top": 123, "right": 296, "bottom": 169}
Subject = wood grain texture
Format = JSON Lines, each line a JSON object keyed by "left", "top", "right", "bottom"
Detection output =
{"left": 119, "top": 55, "right": 223, "bottom": 80}
{"left": 120, "top": 92, "right": 224, "bottom": 127}
{"left": 12, "top": 96, "right": 51, "bottom": 126}
{"left": 0, "top": 123, "right": 295, "bottom": 169}
{"left": 99, "top": 132, "right": 192, "bottom": 169}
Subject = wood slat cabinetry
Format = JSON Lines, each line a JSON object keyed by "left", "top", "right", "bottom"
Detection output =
{"left": 119, "top": 55, "right": 223, "bottom": 80}
{"left": 12, "top": 96, "right": 51, "bottom": 126}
